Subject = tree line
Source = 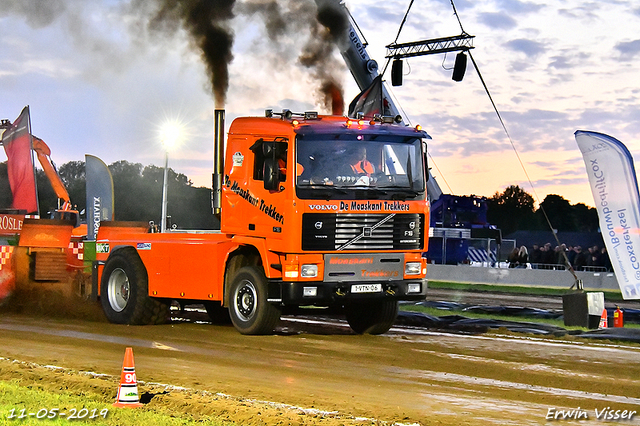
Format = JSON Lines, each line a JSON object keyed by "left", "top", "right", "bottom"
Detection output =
{"left": 486, "top": 185, "right": 599, "bottom": 236}
{"left": 0, "top": 160, "right": 218, "bottom": 230}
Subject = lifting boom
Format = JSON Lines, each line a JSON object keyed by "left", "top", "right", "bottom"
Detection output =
{"left": 32, "top": 136, "right": 72, "bottom": 211}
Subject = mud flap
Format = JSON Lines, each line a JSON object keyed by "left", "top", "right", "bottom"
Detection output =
{"left": 267, "top": 280, "right": 283, "bottom": 303}
{"left": 91, "top": 261, "right": 104, "bottom": 302}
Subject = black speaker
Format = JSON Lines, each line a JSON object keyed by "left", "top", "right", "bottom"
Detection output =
{"left": 391, "top": 59, "right": 403, "bottom": 86}
{"left": 452, "top": 52, "right": 467, "bottom": 82}
{"left": 562, "top": 292, "right": 588, "bottom": 327}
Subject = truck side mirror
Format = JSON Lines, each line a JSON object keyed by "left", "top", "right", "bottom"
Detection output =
{"left": 262, "top": 141, "right": 275, "bottom": 157}
{"left": 263, "top": 159, "right": 279, "bottom": 191}
{"left": 258, "top": 139, "right": 287, "bottom": 191}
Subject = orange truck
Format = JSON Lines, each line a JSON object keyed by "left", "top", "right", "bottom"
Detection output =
{"left": 94, "top": 109, "right": 430, "bottom": 334}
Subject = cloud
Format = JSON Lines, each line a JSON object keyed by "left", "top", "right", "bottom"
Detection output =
{"left": 615, "top": 39, "right": 640, "bottom": 60}
{"left": 1, "top": 0, "right": 67, "bottom": 28}
{"left": 362, "top": 4, "right": 404, "bottom": 26}
{"left": 548, "top": 56, "right": 572, "bottom": 70}
{"left": 496, "top": 0, "right": 544, "bottom": 15}
{"left": 504, "top": 38, "right": 546, "bottom": 58}
{"left": 478, "top": 12, "right": 517, "bottom": 29}
{"left": 557, "top": 4, "right": 599, "bottom": 20}
{"left": 548, "top": 51, "right": 590, "bottom": 70}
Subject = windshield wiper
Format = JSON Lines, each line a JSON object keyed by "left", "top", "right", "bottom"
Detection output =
{"left": 391, "top": 190, "right": 420, "bottom": 199}
{"left": 299, "top": 184, "right": 348, "bottom": 195}
{"left": 377, "top": 185, "right": 421, "bottom": 199}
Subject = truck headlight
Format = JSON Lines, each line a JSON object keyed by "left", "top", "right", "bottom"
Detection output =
{"left": 405, "top": 262, "right": 421, "bottom": 275}
{"left": 300, "top": 264, "right": 318, "bottom": 278}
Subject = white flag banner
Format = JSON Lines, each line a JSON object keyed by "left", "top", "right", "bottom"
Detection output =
{"left": 575, "top": 130, "right": 640, "bottom": 299}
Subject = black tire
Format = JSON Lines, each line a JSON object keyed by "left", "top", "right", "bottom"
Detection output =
{"left": 345, "top": 300, "right": 399, "bottom": 335}
{"left": 228, "top": 266, "right": 281, "bottom": 335}
{"left": 100, "top": 249, "right": 169, "bottom": 325}
{"left": 203, "top": 301, "right": 232, "bottom": 324}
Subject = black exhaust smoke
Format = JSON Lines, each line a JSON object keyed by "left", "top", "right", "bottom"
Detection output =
{"left": 240, "top": 0, "right": 348, "bottom": 114}
{"left": 149, "top": 0, "right": 235, "bottom": 108}
{"left": 9, "top": 0, "right": 351, "bottom": 114}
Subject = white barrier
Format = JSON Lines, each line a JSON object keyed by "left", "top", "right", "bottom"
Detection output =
{"left": 426, "top": 263, "right": 619, "bottom": 291}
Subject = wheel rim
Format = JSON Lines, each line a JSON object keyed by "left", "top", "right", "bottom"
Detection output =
{"left": 234, "top": 279, "right": 257, "bottom": 321}
{"left": 107, "top": 267, "right": 130, "bottom": 312}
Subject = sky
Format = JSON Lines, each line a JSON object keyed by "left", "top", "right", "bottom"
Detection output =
{"left": 1, "top": 0, "right": 639, "bottom": 209}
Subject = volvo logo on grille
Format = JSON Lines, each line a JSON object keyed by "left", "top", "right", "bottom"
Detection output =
{"left": 409, "top": 221, "right": 415, "bottom": 230}
{"left": 363, "top": 226, "right": 373, "bottom": 237}
{"left": 315, "top": 221, "right": 323, "bottom": 229}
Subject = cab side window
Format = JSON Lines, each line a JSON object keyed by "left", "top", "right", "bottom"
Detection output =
{"left": 251, "top": 138, "right": 288, "bottom": 183}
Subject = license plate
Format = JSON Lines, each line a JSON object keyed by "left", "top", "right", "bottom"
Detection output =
{"left": 351, "top": 284, "right": 382, "bottom": 294}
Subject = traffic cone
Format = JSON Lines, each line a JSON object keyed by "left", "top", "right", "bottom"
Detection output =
{"left": 598, "top": 308, "right": 608, "bottom": 329}
{"left": 113, "top": 347, "right": 143, "bottom": 408}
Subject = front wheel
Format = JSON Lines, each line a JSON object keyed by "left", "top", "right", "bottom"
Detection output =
{"left": 228, "top": 266, "right": 281, "bottom": 335}
{"left": 100, "top": 249, "right": 169, "bottom": 325}
{"left": 345, "top": 300, "right": 399, "bottom": 335}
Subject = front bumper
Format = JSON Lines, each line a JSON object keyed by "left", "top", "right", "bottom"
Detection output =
{"left": 267, "top": 279, "right": 428, "bottom": 305}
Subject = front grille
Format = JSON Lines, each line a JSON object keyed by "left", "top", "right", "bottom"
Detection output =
{"left": 302, "top": 213, "right": 424, "bottom": 251}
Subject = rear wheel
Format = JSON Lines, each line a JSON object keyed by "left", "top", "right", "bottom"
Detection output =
{"left": 100, "top": 249, "right": 169, "bottom": 325}
{"left": 228, "top": 266, "right": 281, "bottom": 335}
{"left": 345, "top": 300, "right": 399, "bottom": 335}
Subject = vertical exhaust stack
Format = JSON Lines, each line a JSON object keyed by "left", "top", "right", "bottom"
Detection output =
{"left": 212, "top": 109, "right": 225, "bottom": 218}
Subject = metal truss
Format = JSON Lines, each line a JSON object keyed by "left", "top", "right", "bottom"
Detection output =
{"left": 386, "top": 33, "right": 475, "bottom": 59}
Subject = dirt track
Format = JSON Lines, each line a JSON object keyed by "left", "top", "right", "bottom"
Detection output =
{"left": 1, "top": 301, "right": 640, "bottom": 425}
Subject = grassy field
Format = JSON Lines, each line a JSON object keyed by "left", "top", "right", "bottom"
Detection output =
{"left": 404, "top": 280, "right": 639, "bottom": 330}
{"left": 0, "top": 380, "right": 233, "bottom": 426}
{"left": 426, "top": 280, "right": 626, "bottom": 301}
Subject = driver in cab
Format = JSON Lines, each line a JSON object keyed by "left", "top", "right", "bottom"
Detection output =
{"left": 350, "top": 147, "right": 374, "bottom": 176}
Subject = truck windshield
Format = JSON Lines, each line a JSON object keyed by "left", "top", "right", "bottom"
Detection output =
{"left": 295, "top": 134, "right": 425, "bottom": 200}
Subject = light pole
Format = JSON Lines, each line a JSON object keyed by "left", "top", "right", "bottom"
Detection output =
{"left": 160, "top": 122, "right": 181, "bottom": 233}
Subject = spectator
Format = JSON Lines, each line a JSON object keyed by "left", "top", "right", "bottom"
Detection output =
{"left": 555, "top": 244, "right": 568, "bottom": 268}
{"left": 591, "top": 245, "right": 604, "bottom": 268}
{"left": 573, "top": 246, "right": 587, "bottom": 271}
{"left": 508, "top": 247, "right": 519, "bottom": 268}
{"left": 542, "top": 243, "right": 555, "bottom": 267}
{"left": 530, "top": 244, "right": 541, "bottom": 268}
{"left": 566, "top": 245, "right": 576, "bottom": 266}
{"left": 517, "top": 246, "right": 529, "bottom": 268}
